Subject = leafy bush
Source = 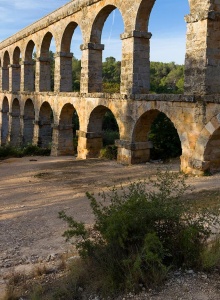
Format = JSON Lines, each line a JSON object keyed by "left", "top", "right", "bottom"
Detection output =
{"left": 201, "top": 236, "right": 220, "bottom": 270}
{"left": 100, "top": 145, "right": 118, "bottom": 160}
{"left": 22, "top": 144, "right": 51, "bottom": 156}
{"left": 59, "top": 171, "right": 220, "bottom": 296}
{"left": 0, "top": 144, "right": 51, "bottom": 159}
{"left": 0, "top": 145, "right": 22, "bottom": 158}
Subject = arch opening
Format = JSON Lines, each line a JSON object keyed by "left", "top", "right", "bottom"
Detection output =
{"left": 90, "top": 6, "right": 124, "bottom": 93}
{"left": 12, "top": 47, "right": 22, "bottom": 92}
{"left": 204, "top": 127, "right": 220, "bottom": 173}
{"left": 58, "top": 103, "right": 79, "bottom": 155}
{"left": 23, "top": 99, "right": 35, "bottom": 145}
{"left": 1, "top": 97, "right": 9, "bottom": 145}
{"left": 61, "top": 22, "right": 83, "bottom": 92}
{"left": 149, "top": 0, "right": 189, "bottom": 94}
{"left": 2, "top": 51, "right": 10, "bottom": 91}
{"left": 10, "top": 98, "right": 21, "bottom": 146}
{"left": 24, "top": 41, "right": 36, "bottom": 91}
{"left": 133, "top": 110, "right": 182, "bottom": 162}
{"left": 38, "top": 102, "right": 54, "bottom": 149}
{"left": 39, "top": 32, "right": 56, "bottom": 91}
{"left": 87, "top": 105, "right": 120, "bottom": 159}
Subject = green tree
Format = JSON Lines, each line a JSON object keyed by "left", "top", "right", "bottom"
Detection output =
{"left": 102, "top": 56, "right": 121, "bottom": 83}
{"left": 149, "top": 112, "right": 182, "bottom": 159}
{"left": 102, "top": 56, "right": 121, "bottom": 93}
{"left": 150, "top": 61, "right": 184, "bottom": 94}
{"left": 72, "top": 56, "right": 81, "bottom": 91}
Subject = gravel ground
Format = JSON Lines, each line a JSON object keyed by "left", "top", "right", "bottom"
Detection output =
{"left": 0, "top": 156, "right": 220, "bottom": 299}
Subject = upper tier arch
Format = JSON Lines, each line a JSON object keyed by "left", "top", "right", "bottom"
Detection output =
{"left": 90, "top": 4, "right": 124, "bottom": 43}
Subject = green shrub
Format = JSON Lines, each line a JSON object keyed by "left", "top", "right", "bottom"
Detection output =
{"left": 0, "top": 144, "right": 50, "bottom": 159}
{"left": 59, "top": 171, "right": 220, "bottom": 296}
{"left": 22, "top": 144, "right": 51, "bottom": 156}
{"left": 0, "top": 145, "right": 22, "bottom": 158}
{"left": 100, "top": 145, "right": 117, "bottom": 160}
{"left": 201, "top": 237, "right": 220, "bottom": 270}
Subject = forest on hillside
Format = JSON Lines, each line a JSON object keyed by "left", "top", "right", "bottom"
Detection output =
{"left": 71, "top": 56, "right": 184, "bottom": 94}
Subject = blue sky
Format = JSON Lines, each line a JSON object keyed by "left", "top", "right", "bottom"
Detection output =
{"left": 0, "top": 0, "right": 189, "bottom": 64}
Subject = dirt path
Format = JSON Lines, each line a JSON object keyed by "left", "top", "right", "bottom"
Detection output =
{"left": 0, "top": 156, "right": 220, "bottom": 299}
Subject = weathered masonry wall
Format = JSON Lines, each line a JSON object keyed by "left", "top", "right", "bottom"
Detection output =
{"left": 0, "top": 0, "right": 156, "bottom": 95}
{"left": 1, "top": 91, "right": 220, "bottom": 175}
{"left": 1, "top": 0, "right": 220, "bottom": 175}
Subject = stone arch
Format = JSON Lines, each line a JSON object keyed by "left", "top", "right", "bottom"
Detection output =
{"left": 131, "top": 109, "right": 182, "bottom": 163}
{"left": 1, "top": 96, "right": 9, "bottom": 145}
{"left": 38, "top": 32, "right": 55, "bottom": 91}
{"left": 86, "top": 105, "right": 120, "bottom": 157}
{"left": 88, "top": 105, "right": 116, "bottom": 132}
{"left": 23, "top": 99, "right": 35, "bottom": 145}
{"left": 203, "top": 127, "right": 220, "bottom": 173}
{"left": 193, "top": 114, "right": 220, "bottom": 173}
{"left": 13, "top": 46, "right": 21, "bottom": 64}
{"left": 3, "top": 51, "right": 10, "bottom": 67}
{"left": 58, "top": 22, "right": 82, "bottom": 92}
{"left": 135, "top": 0, "right": 155, "bottom": 31}
{"left": 2, "top": 51, "right": 10, "bottom": 90}
{"left": 85, "top": 5, "right": 125, "bottom": 93}
{"left": 10, "top": 98, "right": 21, "bottom": 146}
{"left": 132, "top": 109, "right": 160, "bottom": 143}
{"left": 90, "top": 5, "right": 124, "bottom": 44}
{"left": 61, "top": 22, "right": 79, "bottom": 53}
{"left": 25, "top": 40, "right": 35, "bottom": 61}
{"left": 24, "top": 40, "right": 36, "bottom": 91}
{"left": 57, "top": 103, "right": 79, "bottom": 155}
{"left": 38, "top": 102, "right": 54, "bottom": 148}
{"left": 12, "top": 46, "right": 21, "bottom": 92}
{"left": 40, "top": 32, "right": 54, "bottom": 57}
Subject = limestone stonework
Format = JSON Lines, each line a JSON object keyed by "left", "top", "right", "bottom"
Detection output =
{"left": 0, "top": 0, "right": 220, "bottom": 175}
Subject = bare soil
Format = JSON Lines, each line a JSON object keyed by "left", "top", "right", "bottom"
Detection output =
{"left": 1, "top": 156, "right": 220, "bottom": 299}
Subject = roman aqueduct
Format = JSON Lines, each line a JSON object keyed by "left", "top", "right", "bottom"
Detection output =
{"left": 0, "top": 0, "right": 220, "bottom": 175}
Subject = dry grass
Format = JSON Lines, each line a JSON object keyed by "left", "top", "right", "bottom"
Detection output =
{"left": 186, "top": 189, "right": 220, "bottom": 211}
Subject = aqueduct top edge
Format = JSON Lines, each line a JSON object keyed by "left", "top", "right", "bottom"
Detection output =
{"left": 0, "top": 0, "right": 100, "bottom": 50}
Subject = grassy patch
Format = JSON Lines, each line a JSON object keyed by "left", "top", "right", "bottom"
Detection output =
{"left": 185, "top": 189, "right": 220, "bottom": 211}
